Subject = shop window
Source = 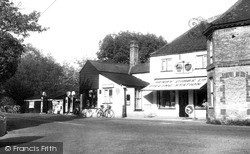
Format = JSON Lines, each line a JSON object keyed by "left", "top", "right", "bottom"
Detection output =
{"left": 161, "top": 58, "right": 173, "bottom": 72}
{"left": 194, "top": 89, "right": 207, "bottom": 109}
{"left": 196, "top": 54, "right": 207, "bottom": 69}
{"left": 104, "top": 89, "right": 113, "bottom": 104}
{"left": 135, "top": 89, "right": 142, "bottom": 111}
{"left": 157, "top": 91, "right": 175, "bottom": 109}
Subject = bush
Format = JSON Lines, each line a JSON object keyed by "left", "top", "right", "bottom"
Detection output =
{"left": 207, "top": 119, "right": 250, "bottom": 126}
{"left": 0, "top": 96, "right": 16, "bottom": 107}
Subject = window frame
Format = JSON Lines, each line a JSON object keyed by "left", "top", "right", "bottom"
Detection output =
{"left": 209, "top": 78, "right": 214, "bottom": 108}
{"left": 209, "top": 41, "right": 213, "bottom": 64}
{"left": 161, "top": 58, "right": 173, "bottom": 72}
{"left": 196, "top": 54, "right": 207, "bottom": 69}
{"left": 134, "top": 89, "right": 143, "bottom": 111}
{"left": 104, "top": 89, "right": 113, "bottom": 104}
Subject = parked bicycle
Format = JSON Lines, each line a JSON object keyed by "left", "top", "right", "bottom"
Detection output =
{"left": 96, "top": 105, "right": 115, "bottom": 118}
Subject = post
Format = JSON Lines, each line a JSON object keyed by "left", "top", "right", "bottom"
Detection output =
{"left": 40, "top": 97, "right": 43, "bottom": 113}
{"left": 123, "top": 87, "right": 127, "bottom": 118}
{"left": 80, "top": 94, "right": 83, "bottom": 112}
{"left": 40, "top": 91, "right": 46, "bottom": 114}
{"left": 65, "top": 97, "right": 68, "bottom": 113}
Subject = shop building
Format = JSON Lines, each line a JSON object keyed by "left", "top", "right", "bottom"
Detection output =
{"left": 79, "top": 41, "right": 149, "bottom": 118}
{"left": 204, "top": 0, "right": 250, "bottom": 120}
{"left": 79, "top": 22, "right": 209, "bottom": 119}
{"left": 143, "top": 22, "right": 209, "bottom": 119}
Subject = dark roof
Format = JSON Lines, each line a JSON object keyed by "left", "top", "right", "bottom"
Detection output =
{"left": 25, "top": 93, "right": 66, "bottom": 101}
{"left": 80, "top": 60, "right": 149, "bottom": 90}
{"left": 130, "top": 63, "right": 150, "bottom": 74}
{"left": 24, "top": 95, "right": 42, "bottom": 100}
{"left": 204, "top": 0, "right": 250, "bottom": 35}
{"left": 151, "top": 22, "right": 208, "bottom": 57}
{"left": 100, "top": 72, "right": 149, "bottom": 88}
{"left": 89, "top": 60, "right": 129, "bottom": 74}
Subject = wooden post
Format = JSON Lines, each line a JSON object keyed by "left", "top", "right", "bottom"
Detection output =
{"left": 123, "top": 88, "right": 127, "bottom": 118}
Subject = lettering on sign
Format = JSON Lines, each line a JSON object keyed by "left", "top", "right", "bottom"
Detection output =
{"left": 149, "top": 78, "right": 206, "bottom": 89}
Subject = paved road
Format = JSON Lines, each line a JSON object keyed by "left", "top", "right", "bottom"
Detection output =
{"left": 0, "top": 114, "right": 250, "bottom": 154}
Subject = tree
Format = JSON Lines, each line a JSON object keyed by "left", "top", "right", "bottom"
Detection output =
{"left": 4, "top": 45, "right": 64, "bottom": 102}
{"left": 97, "top": 31, "right": 167, "bottom": 64}
{"left": 0, "top": 0, "right": 46, "bottom": 86}
{"left": 4, "top": 45, "right": 81, "bottom": 104}
{"left": 0, "top": 0, "right": 46, "bottom": 38}
{"left": 0, "top": 33, "right": 23, "bottom": 85}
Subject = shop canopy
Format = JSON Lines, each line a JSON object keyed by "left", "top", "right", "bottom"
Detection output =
{"left": 142, "top": 77, "right": 207, "bottom": 91}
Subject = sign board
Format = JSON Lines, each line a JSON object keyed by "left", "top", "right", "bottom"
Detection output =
{"left": 102, "top": 83, "right": 114, "bottom": 88}
{"left": 185, "top": 105, "right": 194, "bottom": 115}
{"left": 143, "top": 77, "right": 207, "bottom": 91}
{"left": 29, "top": 101, "right": 34, "bottom": 108}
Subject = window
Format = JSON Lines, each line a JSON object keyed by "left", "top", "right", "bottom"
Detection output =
{"left": 209, "top": 41, "right": 213, "bottom": 64}
{"left": 209, "top": 78, "right": 214, "bottom": 107}
{"left": 157, "top": 91, "right": 175, "bottom": 108}
{"left": 161, "top": 58, "right": 173, "bottom": 72}
{"left": 126, "top": 94, "right": 131, "bottom": 106}
{"left": 104, "top": 89, "right": 113, "bottom": 104}
{"left": 194, "top": 89, "right": 207, "bottom": 109}
{"left": 196, "top": 54, "right": 207, "bottom": 69}
{"left": 135, "top": 89, "right": 142, "bottom": 110}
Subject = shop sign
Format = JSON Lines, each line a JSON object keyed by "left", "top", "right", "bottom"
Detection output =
{"left": 102, "top": 83, "right": 114, "bottom": 88}
{"left": 29, "top": 101, "right": 34, "bottom": 108}
{"left": 143, "top": 77, "right": 207, "bottom": 91}
{"left": 185, "top": 105, "right": 194, "bottom": 115}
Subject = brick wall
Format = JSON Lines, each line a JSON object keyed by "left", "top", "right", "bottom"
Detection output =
{"left": 213, "top": 25, "right": 250, "bottom": 63}
{"left": 207, "top": 25, "right": 250, "bottom": 120}
{"left": 213, "top": 67, "right": 250, "bottom": 120}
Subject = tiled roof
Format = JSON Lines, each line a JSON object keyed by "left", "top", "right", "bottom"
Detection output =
{"left": 204, "top": 0, "right": 250, "bottom": 35}
{"left": 80, "top": 60, "right": 149, "bottom": 89}
{"left": 89, "top": 60, "right": 129, "bottom": 74}
{"left": 130, "top": 63, "right": 150, "bottom": 74}
{"left": 151, "top": 22, "right": 208, "bottom": 57}
{"left": 100, "top": 72, "right": 149, "bottom": 88}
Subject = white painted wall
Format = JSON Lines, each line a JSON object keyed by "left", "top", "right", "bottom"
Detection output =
{"left": 150, "top": 51, "right": 207, "bottom": 79}
{"left": 98, "top": 74, "right": 125, "bottom": 118}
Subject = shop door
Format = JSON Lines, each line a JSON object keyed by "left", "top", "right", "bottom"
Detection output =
{"left": 179, "top": 90, "right": 188, "bottom": 117}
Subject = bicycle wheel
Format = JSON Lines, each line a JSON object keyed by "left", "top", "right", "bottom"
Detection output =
{"left": 97, "top": 110, "right": 103, "bottom": 118}
{"left": 105, "top": 109, "right": 115, "bottom": 118}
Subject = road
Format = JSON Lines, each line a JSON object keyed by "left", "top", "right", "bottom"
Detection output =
{"left": 0, "top": 114, "right": 250, "bottom": 154}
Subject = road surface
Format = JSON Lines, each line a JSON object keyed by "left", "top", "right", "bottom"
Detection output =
{"left": 0, "top": 114, "right": 249, "bottom": 154}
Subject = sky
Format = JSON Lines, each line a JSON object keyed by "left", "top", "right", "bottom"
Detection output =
{"left": 13, "top": 0, "right": 238, "bottom": 66}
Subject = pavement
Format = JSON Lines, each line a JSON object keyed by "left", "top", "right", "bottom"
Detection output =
{"left": 125, "top": 116, "right": 207, "bottom": 123}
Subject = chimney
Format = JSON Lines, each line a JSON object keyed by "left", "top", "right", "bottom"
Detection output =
{"left": 130, "top": 40, "right": 139, "bottom": 67}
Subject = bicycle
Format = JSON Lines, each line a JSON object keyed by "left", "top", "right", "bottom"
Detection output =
{"left": 96, "top": 105, "right": 115, "bottom": 118}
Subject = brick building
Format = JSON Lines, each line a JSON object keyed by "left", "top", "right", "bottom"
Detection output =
{"left": 204, "top": 0, "right": 250, "bottom": 120}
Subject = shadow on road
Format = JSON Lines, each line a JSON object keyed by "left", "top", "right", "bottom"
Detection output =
{"left": 6, "top": 113, "right": 83, "bottom": 131}
{"left": 0, "top": 136, "right": 44, "bottom": 147}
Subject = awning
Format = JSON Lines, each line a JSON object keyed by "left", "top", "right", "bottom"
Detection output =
{"left": 142, "top": 77, "right": 207, "bottom": 91}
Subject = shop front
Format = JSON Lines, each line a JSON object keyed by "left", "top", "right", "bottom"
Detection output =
{"left": 143, "top": 77, "right": 207, "bottom": 119}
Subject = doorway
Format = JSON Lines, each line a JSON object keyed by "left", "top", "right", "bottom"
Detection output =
{"left": 179, "top": 90, "right": 188, "bottom": 117}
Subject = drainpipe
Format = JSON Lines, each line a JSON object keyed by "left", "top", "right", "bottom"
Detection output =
{"left": 123, "top": 87, "right": 127, "bottom": 118}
